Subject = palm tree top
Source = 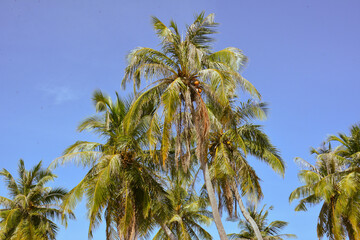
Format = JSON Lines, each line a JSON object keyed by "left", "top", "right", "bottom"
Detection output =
{"left": 229, "top": 204, "right": 296, "bottom": 240}
{"left": 0, "top": 159, "right": 74, "bottom": 240}
{"left": 122, "top": 12, "right": 259, "bottom": 101}
{"left": 290, "top": 138, "right": 360, "bottom": 239}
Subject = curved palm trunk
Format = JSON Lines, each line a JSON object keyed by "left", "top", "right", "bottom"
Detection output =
{"left": 202, "top": 162, "right": 228, "bottom": 240}
{"left": 160, "top": 223, "right": 177, "bottom": 240}
{"left": 231, "top": 182, "right": 263, "bottom": 240}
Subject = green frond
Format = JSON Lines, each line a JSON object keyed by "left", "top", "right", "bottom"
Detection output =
{"left": 289, "top": 185, "right": 315, "bottom": 203}
{"left": 123, "top": 83, "right": 164, "bottom": 134}
{"left": 147, "top": 114, "right": 161, "bottom": 154}
{"left": 151, "top": 16, "right": 176, "bottom": 43}
{"left": 87, "top": 166, "right": 111, "bottom": 235}
{"left": 50, "top": 142, "right": 103, "bottom": 170}
{"left": 327, "top": 135, "right": 347, "bottom": 146}
{"left": 208, "top": 48, "right": 248, "bottom": 72}
{"left": 234, "top": 156, "right": 262, "bottom": 198}
{"left": 77, "top": 116, "right": 105, "bottom": 133}
{"left": 293, "top": 157, "right": 319, "bottom": 173}
{"left": 199, "top": 68, "right": 232, "bottom": 106}
{"left": 186, "top": 12, "right": 217, "bottom": 49}
{"left": 160, "top": 78, "right": 185, "bottom": 163}
{"left": 0, "top": 196, "right": 13, "bottom": 208}
{"left": 338, "top": 171, "right": 360, "bottom": 196}
{"left": 123, "top": 47, "right": 177, "bottom": 90}
{"left": 0, "top": 169, "right": 19, "bottom": 198}
{"left": 92, "top": 89, "right": 112, "bottom": 113}
{"left": 239, "top": 125, "right": 285, "bottom": 177}
{"left": 236, "top": 100, "right": 268, "bottom": 121}
{"left": 232, "top": 72, "right": 261, "bottom": 100}
{"left": 297, "top": 170, "right": 321, "bottom": 185}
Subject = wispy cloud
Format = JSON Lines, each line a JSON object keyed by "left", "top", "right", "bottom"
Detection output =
{"left": 40, "top": 85, "right": 77, "bottom": 104}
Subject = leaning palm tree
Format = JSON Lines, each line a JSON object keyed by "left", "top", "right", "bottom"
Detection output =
{"left": 289, "top": 143, "right": 359, "bottom": 240}
{"left": 228, "top": 204, "right": 296, "bottom": 240}
{"left": 51, "top": 90, "right": 169, "bottom": 239}
{"left": 208, "top": 99, "right": 284, "bottom": 240}
{"left": 0, "top": 159, "right": 74, "bottom": 240}
{"left": 122, "top": 12, "right": 260, "bottom": 240}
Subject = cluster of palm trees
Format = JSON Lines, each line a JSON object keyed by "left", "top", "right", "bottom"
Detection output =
{"left": 290, "top": 124, "right": 360, "bottom": 240}
{"left": 0, "top": 12, "right": 315, "bottom": 240}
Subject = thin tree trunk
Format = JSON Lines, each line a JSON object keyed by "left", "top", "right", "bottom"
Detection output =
{"left": 128, "top": 217, "right": 136, "bottom": 240}
{"left": 232, "top": 182, "right": 263, "bottom": 240}
{"left": 194, "top": 95, "right": 227, "bottom": 239}
{"left": 160, "top": 223, "right": 177, "bottom": 240}
{"left": 202, "top": 162, "right": 228, "bottom": 240}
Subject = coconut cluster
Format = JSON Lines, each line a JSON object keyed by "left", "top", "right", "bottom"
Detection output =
{"left": 192, "top": 80, "right": 202, "bottom": 93}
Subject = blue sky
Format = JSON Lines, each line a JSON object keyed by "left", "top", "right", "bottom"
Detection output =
{"left": 1, "top": 0, "right": 360, "bottom": 239}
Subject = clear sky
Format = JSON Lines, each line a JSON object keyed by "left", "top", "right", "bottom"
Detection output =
{"left": 1, "top": 0, "right": 360, "bottom": 239}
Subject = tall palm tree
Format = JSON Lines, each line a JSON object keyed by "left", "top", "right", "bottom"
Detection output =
{"left": 289, "top": 144, "right": 359, "bottom": 240}
{"left": 208, "top": 99, "right": 284, "bottom": 240}
{"left": 51, "top": 90, "right": 169, "bottom": 239}
{"left": 122, "top": 12, "right": 260, "bottom": 240}
{"left": 0, "top": 159, "right": 74, "bottom": 240}
{"left": 228, "top": 204, "right": 296, "bottom": 240}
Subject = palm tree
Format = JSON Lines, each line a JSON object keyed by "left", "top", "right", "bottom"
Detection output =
{"left": 153, "top": 173, "right": 213, "bottom": 240}
{"left": 228, "top": 204, "right": 296, "bottom": 240}
{"left": 0, "top": 159, "right": 74, "bottom": 240}
{"left": 208, "top": 99, "right": 284, "bottom": 240}
{"left": 289, "top": 143, "right": 359, "bottom": 240}
{"left": 51, "top": 90, "right": 169, "bottom": 239}
{"left": 122, "top": 12, "right": 260, "bottom": 240}
{"left": 327, "top": 124, "right": 360, "bottom": 239}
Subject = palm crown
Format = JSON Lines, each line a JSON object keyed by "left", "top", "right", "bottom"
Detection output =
{"left": 289, "top": 143, "right": 360, "bottom": 240}
{"left": 52, "top": 90, "right": 168, "bottom": 239}
{"left": 228, "top": 204, "right": 296, "bottom": 240}
{"left": 122, "top": 12, "right": 260, "bottom": 167}
{"left": 153, "top": 170, "right": 213, "bottom": 240}
{"left": 0, "top": 159, "right": 74, "bottom": 240}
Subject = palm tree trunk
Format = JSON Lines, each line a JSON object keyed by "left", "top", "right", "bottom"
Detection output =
{"left": 160, "top": 223, "right": 177, "bottom": 240}
{"left": 343, "top": 217, "right": 355, "bottom": 240}
{"left": 202, "top": 161, "right": 228, "bottom": 240}
{"left": 232, "top": 182, "right": 263, "bottom": 240}
{"left": 193, "top": 95, "right": 227, "bottom": 239}
{"left": 129, "top": 207, "right": 137, "bottom": 240}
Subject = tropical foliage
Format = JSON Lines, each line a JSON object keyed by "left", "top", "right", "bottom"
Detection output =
{"left": 0, "top": 159, "right": 74, "bottom": 240}
{"left": 228, "top": 204, "right": 296, "bottom": 240}
{"left": 290, "top": 124, "right": 360, "bottom": 240}
{"left": 51, "top": 90, "right": 169, "bottom": 239}
{"left": 208, "top": 98, "right": 285, "bottom": 240}
{"left": 153, "top": 169, "right": 213, "bottom": 240}
{"left": 121, "top": 11, "right": 263, "bottom": 240}
{"left": 6, "top": 11, "right": 352, "bottom": 240}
